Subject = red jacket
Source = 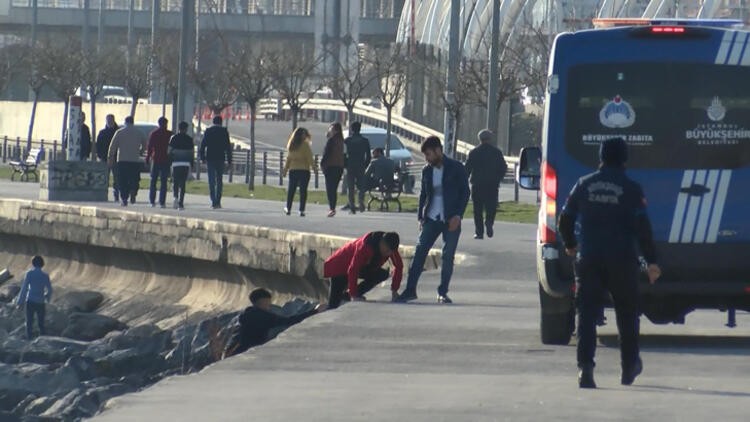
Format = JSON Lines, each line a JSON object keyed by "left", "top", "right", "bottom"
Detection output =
{"left": 147, "top": 128, "right": 173, "bottom": 165}
{"left": 324, "top": 232, "right": 403, "bottom": 297}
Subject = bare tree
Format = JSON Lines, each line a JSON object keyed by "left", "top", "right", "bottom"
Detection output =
{"left": 154, "top": 33, "right": 181, "bottom": 126}
{"left": 191, "top": 61, "right": 238, "bottom": 119}
{"left": 123, "top": 47, "right": 152, "bottom": 118}
{"left": 269, "top": 49, "right": 323, "bottom": 130}
{"left": 36, "top": 38, "right": 83, "bottom": 145}
{"left": 81, "top": 50, "right": 123, "bottom": 155}
{"left": 25, "top": 48, "right": 46, "bottom": 150}
{"left": 327, "top": 44, "right": 377, "bottom": 125}
{"left": 369, "top": 43, "right": 410, "bottom": 157}
{"left": 0, "top": 44, "right": 24, "bottom": 96}
{"left": 229, "top": 46, "right": 275, "bottom": 189}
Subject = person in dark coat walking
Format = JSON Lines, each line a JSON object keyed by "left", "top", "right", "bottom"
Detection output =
{"left": 199, "top": 116, "right": 232, "bottom": 209}
{"left": 465, "top": 129, "right": 508, "bottom": 239}
{"left": 558, "top": 137, "right": 662, "bottom": 389}
{"left": 324, "top": 231, "right": 403, "bottom": 308}
{"left": 168, "top": 121, "right": 194, "bottom": 210}
{"left": 321, "top": 122, "right": 345, "bottom": 217}
{"left": 79, "top": 112, "right": 92, "bottom": 161}
{"left": 396, "top": 136, "right": 470, "bottom": 304}
{"left": 97, "top": 114, "right": 120, "bottom": 202}
{"left": 223, "top": 288, "right": 326, "bottom": 357}
{"left": 344, "top": 121, "right": 371, "bottom": 214}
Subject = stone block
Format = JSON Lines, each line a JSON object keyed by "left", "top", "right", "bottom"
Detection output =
{"left": 39, "top": 161, "right": 109, "bottom": 202}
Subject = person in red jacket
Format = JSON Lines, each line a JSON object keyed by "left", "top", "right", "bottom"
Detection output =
{"left": 324, "top": 231, "right": 403, "bottom": 308}
{"left": 146, "top": 117, "right": 173, "bottom": 208}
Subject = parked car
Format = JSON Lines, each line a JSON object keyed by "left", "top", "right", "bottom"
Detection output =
{"left": 344, "top": 127, "right": 414, "bottom": 168}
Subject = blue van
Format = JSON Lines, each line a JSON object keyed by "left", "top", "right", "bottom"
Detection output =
{"left": 517, "top": 19, "right": 750, "bottom": 345}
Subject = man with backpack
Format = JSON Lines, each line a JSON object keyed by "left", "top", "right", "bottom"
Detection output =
{"left": 465, "top": 129, "right": 508, "bottom": 239}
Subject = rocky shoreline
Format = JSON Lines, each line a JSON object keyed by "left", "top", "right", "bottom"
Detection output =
{"left": 0, "top": 280, "right": 316, "bottom": 421}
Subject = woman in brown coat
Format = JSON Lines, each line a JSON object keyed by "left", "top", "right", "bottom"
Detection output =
{"left": 320, "top": 122, "right": 345, "bottom": 217}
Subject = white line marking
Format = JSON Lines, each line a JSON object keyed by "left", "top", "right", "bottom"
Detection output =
{"left": 680, "top": 170, "right": 706, "bottom": 243}
{"left": 715, "top": 31, "right": 735, "bottom": 64}
{"left": 669, "top": 170, "right": 695, "bottom": 243}
{"left": 728, "top": 32, "right": 748, "bottom": 65}
{"left": 706, "top": 170, "right": 732, "bottom": 243}
{"left": 693, "top": 170, "right": 720, "bottom": 243}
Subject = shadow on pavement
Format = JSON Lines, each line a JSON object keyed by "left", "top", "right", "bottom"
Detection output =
{"left": 599, "top": 334, "right": 750, "bottom": 356}
{"left": 634, "top": 384, "right": 750, "bottom": 398}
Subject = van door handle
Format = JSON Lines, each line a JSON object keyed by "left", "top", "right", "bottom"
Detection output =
{"left": 680, "top": 184, "right": 711, "bottom": 196}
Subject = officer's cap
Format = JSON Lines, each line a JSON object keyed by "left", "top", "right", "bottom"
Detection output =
{"left": 599, "top": 138, "right": 628, "bottom": 167}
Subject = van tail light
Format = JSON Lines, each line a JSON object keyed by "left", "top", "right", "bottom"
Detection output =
{"left": 540, "top": 161, "right": 557, "bottom": 243}
{"left": 651, "top": 26, "right": 685, "bottom": 34}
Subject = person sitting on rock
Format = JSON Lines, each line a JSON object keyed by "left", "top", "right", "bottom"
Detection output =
{"left": 223, "top": 288, "right": 327, "bottom": 358}
{"left": 15, "top": 256, "right": 53, "bottom": 340}
{"left": 324, "top": 231, "right": 403, "bottom": 308}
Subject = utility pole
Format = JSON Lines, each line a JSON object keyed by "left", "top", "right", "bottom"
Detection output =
{"left": 97, "top": 0, "right": 104, "bottom": 52}
{"left": 150, "top": 0, "right": 161, "bottom": 105}
{"left": 443, "top": 0, "right": 460, "bottom": 157}
{"left": 127, "top": 0, "right": 136, "bottom": 63}
{"left": 177, "top": 0, "right": 195, "bottom": 127}
{"left": 486, "top": 0, "right": 500, "bottom": 144}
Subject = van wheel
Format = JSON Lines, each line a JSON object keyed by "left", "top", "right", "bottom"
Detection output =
{"left": 539, "top": 285, "right": 575, "bottom": 345}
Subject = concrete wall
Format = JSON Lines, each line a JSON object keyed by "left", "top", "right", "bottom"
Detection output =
{"left": 0, "top": 101, "right": 172, "bottom": 143}
{"left": 0, "top": 199, "right": 440, "bottom": 283}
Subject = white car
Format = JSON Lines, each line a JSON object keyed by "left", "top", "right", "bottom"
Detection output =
{"left": 344, "top": 127, "right": 414, "bottom": 168}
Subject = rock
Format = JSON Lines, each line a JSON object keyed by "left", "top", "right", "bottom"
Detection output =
{"left": 0, "top": 411, "right": 20, "bottom": 422}
{"left": 21, "top": 395, "right": 57, "bottom": 416}
{"left": 61, "top": 313, "right": 127, "bottom": 341}
{"left": 0, "top": 389, "right": 30, "bottom": 411}
{"left": 0, "top": 337, "right": 27, "bottom": 364}
{"left": 11, "top": 393, "right": 37, "bottom": 414}
{"left": 0, "top": 269, "right": 11, "bottom": 284}
{"left": 87, "top": 383, "right": 133, "bottom": 406}
{"left": 0, "top": 283, "right": 20, "bottom": 303}
{"left": 21, "top": 337, "right": 91, "bottom": 365}
{"left": 54, "top": 291, "right": 104, "bottom": 313}
{"left": 40, "top": 388, "right": 101, "bottom": 420}
{"left": 106, "top": 324, "right": 173, "bottom": 356}
{"left": 0, "top": 363, "right": 80, "bottom": 397}
{"left": 63, "top": 355, "right": 97, "bottom": 381}
{"left": 94, "top": 348, "right": 167, "bottom": 379}
{"left": 167, "top": 312, "right": 239, "bottom": 372}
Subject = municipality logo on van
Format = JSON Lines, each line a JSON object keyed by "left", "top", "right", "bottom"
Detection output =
{"left": 599, "top": 95, "right": 636, "bottom": 128}
{"left": 707, "top": 96, "right": 726, "bottom": 122}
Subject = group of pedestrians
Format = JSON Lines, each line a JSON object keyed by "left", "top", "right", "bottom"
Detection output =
{"left": 96, "top": 115, "right": 196, "bottom": 210}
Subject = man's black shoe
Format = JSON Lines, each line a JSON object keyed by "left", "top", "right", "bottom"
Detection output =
{"left": 487, "top": 226, "right": 494, "bottom": 238}
{"left": 437, "top": 295, "right": 453, "bottom": 304}
{"left": 474, "top": 234, "right": 483, "bottom": 240}
{"left": 395, "top": 291, "right": 417, "bottom": 303}
{"left": 578, "top": 364, "right": 596, "bottom": 389}
{"left": 621, "top": 358, "right": 643, "bottom": 386}
{"left": 341, "top": 204, "right": 351, "bottom": 211}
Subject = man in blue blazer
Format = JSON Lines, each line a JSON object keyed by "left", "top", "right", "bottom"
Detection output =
{"left": 396, "top": 136, "right": 470, "bottom": 304}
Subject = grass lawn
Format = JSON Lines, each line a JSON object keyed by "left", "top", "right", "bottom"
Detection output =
{"left": 0, "top": 165, "right": 539, "bottom": 224}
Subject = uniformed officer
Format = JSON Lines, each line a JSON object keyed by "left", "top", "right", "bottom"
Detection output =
{"left": 558, "top": 137, "right": 662, "bottom": 389}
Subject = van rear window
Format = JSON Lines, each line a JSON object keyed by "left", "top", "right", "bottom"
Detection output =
{"left": 564, "top": 62, "right": 750, "bottom": 169}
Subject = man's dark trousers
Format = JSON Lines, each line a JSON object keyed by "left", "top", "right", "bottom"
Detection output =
{"left": 404, "top": 218, "right": 461, "bottom": 297}
{"left": 576, "top": 256, "right": 640, "bottom": 369}
{"left": 329, "top": 268, "right": 389, "bottom": 309}
{"left": 25, "top": 301, "right": 45, "bottom": 339}
{"left": 172, "top": 166, "right": 189, "bottom": 207}
{"left": 346, "top": 168, "right": 366, "bottom": 209}
{"left": 472, "top": 183, "right": 498, "bottom": 237}
{"left": 149, "top": 163, "right": 170, "bottom": 206}
{"left": 117, "top": 162, "right": 141, "bottom": 205}
{"left": 207, "top": 161, "right": 225, "bottom": 207}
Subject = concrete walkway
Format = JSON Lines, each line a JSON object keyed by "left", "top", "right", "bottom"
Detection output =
{"left": 2, "top": 182, "right": 749, "bottom": 421}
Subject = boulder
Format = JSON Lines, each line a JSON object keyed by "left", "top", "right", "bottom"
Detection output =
{"left": 11, "top": 393, "right": 37, "bottom": 414}
{"left": 0, "top": 411, "right": 20, "bottom": 422}
{"left": 0, "top": 389, "right": 30, "bottom": 411}
{"left": 54, "top": 291, "right": 104, "bottom": 313}
{"left": 94, "top": 348, "right": 168, "bottom": 379}
{"left": 21, "top": 337, "right": 91, "bottom": 365}
{"left": 0, "top": 269, "right": 11, "bottom": 284}
{"left": 0, "top": 283, "right": 20, "bottom": 303}
{"left": 167, "top": 312, "right": 239, "bottom": 372}
{"left": 45, "top": 388, "right": 101, "bottom": 420}
{"left": 106, "top": 324, "right": 173, "bottom": 356}
{"left": 20, "top": 395, "right": 57, "bottom": 416}
{"left": 61, "top": 313, "right": 127, "bottom": 341}
{"left": 63, "top": 355, "right": 97, "bottom": 381}
{"left": 0, "top": 363, "right": 80, "bottom": 397}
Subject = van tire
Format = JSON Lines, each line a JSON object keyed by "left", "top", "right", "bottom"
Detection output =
{"left": 539, "top": 285, "right": 575, "bottom": 345}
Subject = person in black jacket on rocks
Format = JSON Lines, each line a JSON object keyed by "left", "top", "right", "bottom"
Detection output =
{"left": 199, "top": 116, "right": 232, "bottom": 209}
{"left": 344, "top": 121, "right": 371, "bottom": 214}
{"left": 169, "top": 121, "right": 194, "bottom": 210}
{"left": 223, "top": 288, "right": 327, "bottom": 357}
{"left": 464, "top": 129, "right": 507, "bottom": 239}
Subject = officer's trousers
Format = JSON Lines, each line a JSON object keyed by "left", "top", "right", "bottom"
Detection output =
{"left": 575, "top": 256, "right": 640, "bottom": 369}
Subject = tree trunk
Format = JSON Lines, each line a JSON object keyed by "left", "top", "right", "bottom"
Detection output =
{"left": 291, "top": 106, "right": 299, "bottom": 129}
{"left": 385, "top": 106, "right": 393, "bottom": 157}
{"left": 346, "top": 104, "right": 355, "bottom": 127}
{"left": 27, "top": 91, "right": 39, "bottom": 151}
{"left": 90, "top": 96, "right": 97, "bottom": 160}
{"left": 249, "top": 103, "right": 257, "bottom": 190}
{"left": 61, "top": 99, "right": 70, "bottom": 150}
{"left": 130, "top": 96, "right": 138, "bottom": 118}
{"left": 171, "top": 93, "right": 178, "bottom": 129}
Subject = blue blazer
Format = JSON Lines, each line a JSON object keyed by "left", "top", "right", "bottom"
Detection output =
{"left": 418, "top": 156, "right": 470, "bottom": 221}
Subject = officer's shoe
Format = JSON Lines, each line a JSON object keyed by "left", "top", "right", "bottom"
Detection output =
{"left": 437, "top": 295, "right": 453, "bottom": 304}
{"left": 578, "top": 364, "right": 596, "bottom": 389}
{"left": 621, "top": 358, "right": 643, "bottom": 386}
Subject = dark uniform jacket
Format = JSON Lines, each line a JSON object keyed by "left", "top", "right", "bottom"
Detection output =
{"left": 365, "top": 156, "right": 397, "bottom": 186}
{"left": 418, "top": 157, "right": 470, "bottom": 222}
{"left": 199, "top": 125, "right": 232, "bottom": 164}
{"left": 558, "top": 167, "right": 657, "bottom": 264}
{"left": 344, "top": 134, "right": 371, "bottom": 171}
{"left": 96, "top": 125, "right": 118, "bottom": 162}
{"left": 465, "top": 143, "right": 508, "bottom": 187}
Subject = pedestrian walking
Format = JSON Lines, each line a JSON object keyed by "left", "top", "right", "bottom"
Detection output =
{"left": 199, "top": 116, "right": 232, "bottom": 209}
{"left": 344, "top": 121, "right": 371, "bottom": 214}
{"left": 223, "top": 288, "right": 327, "bottom": 358}
{"left": 395, "top": 136, "right": 469, "bottom": 304}
{"left": 321, "top": 122, "right": 345, "bottom": 217}
{"left": 80, "top": 112, "right": 92, "bottom": 161}
{"left": 465, "top": 129, "right": 508, "bottom": 239}
{"left": 146, "top": 117, "right": 173, "bottom": 208}
{"left": 168, "top": 121, "right": 194, "bottom": 210}
{"left": 97, "top": 114, "right": 120, "bottom": 202}
{"left": 558, "top": 137, "right": 661, "bottom": 389}
{"left": 107, "top": 116, "right": 147, "bottom": 207}
{"left": 283, "top": 127, "right": 316, "bottom": 217}
{"left": 324, "top": 231, "right": 403, "bottom": 308}
{"left": 15, "top": 256, "right": 53, "bottom": 340}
